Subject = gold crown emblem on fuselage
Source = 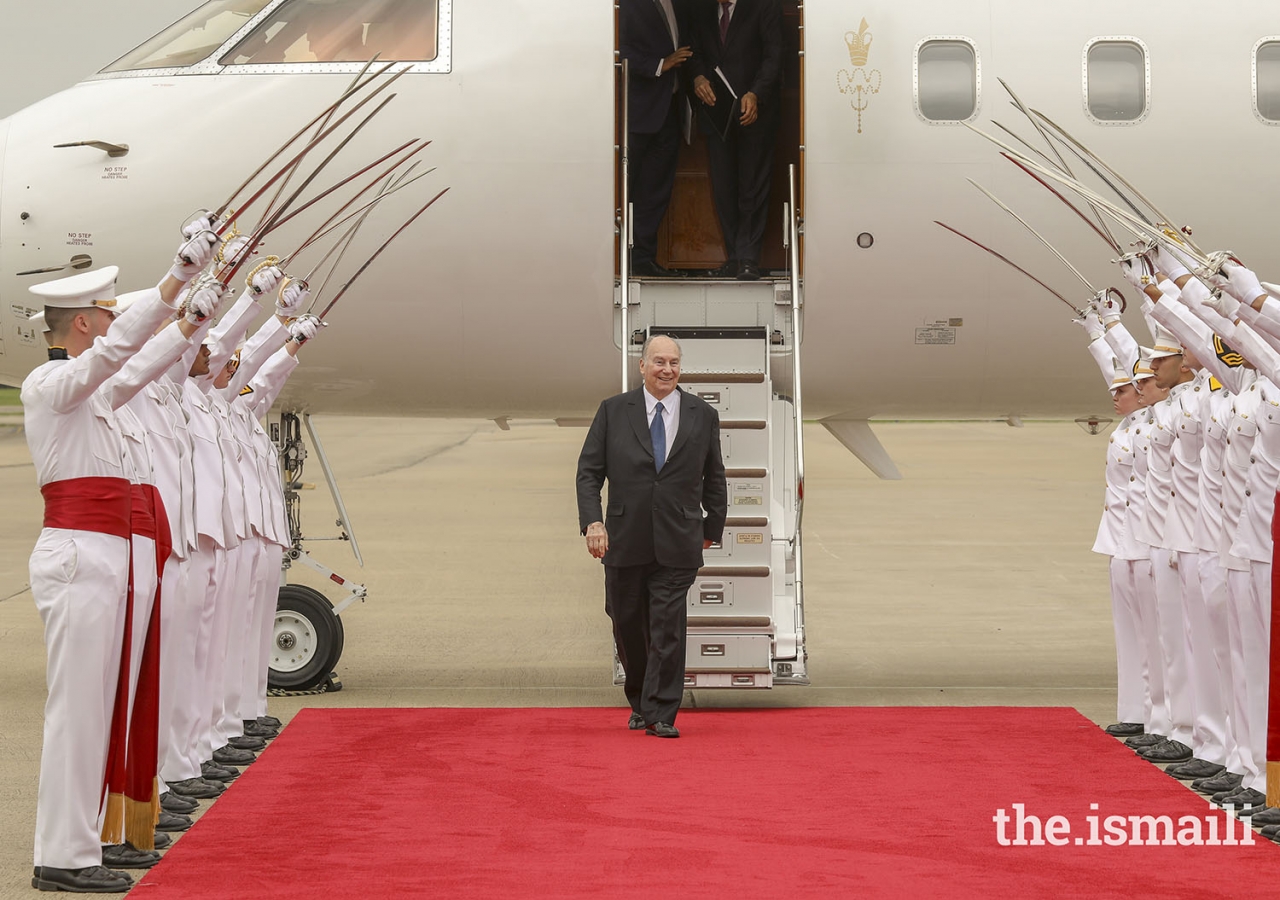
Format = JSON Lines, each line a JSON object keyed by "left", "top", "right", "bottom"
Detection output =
{"left": 845, "top": 19, "right": 872, "bottom": 66}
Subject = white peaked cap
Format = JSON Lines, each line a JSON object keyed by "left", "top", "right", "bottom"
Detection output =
{"left": 27, "top": 265, "right": 120, "bottom": 309}
{"left": 111, "top": 289, "right": 152, "bottom": 316}
{"left": 1109, "top": 356, "right": 1132, "bottom": 393}
{"left": 1149, "top": 323, "right": 1183, "bottom": 359}
{"left": 1133, "top": 349, "right": 1156, "bottom": 380}
{"left": 27, "top": 310, "right": 51, "bottom": 333}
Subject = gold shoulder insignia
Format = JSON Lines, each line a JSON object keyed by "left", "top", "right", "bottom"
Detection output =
{"left": 1214, "top": 334, "right": 1245, "bottom": 368}
{"left": 239, "top": 385, "right": 254, "bottom": 396}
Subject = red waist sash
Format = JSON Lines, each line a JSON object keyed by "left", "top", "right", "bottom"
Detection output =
{"left": 130, "top": 484, "right": 156, "bottom": 541}
{"left": 41, "top": 477, "right": 131, "bottom": 539}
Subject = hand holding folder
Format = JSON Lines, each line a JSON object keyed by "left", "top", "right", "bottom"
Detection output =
{"left": 694, "top": 67, "right": 740, "bottom": 141}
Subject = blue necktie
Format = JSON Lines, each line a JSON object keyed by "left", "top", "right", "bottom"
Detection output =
{"left": 651, "top": 401, "right": 667, "bottom": 473}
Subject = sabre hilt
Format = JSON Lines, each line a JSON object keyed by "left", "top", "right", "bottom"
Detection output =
{"left": 179, "top": 273, "right": 228, "bottom": 323}
{"left": 245, "top": 255, "right": 282, "bottom": 294}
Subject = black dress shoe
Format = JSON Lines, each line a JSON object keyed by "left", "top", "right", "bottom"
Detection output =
{"left": 704, "top": 260, "right": 737, "bottom": 278}
{"left": 627, "top": 712, "right": 645, "bottom": 730}
{"left": 212, "top": 745, "right": 255, "bottom": 766}
{"left": 1126, "top": 732, "right": 1165, "bottom": 749}
{"left": 242, "top": 720, "right": 278, "bottom": 739}
{"left": 1166, "top": 758, "right": 1226, "bottom": 780}
{"left": 1217, "top": 787, "right": 1266, "bottom": 811}
{"left": 157, "top": 811, "right": 192, "bottom": 832}
{"left": 257, "top": 715, "right": 283, "bottom": 729}
{"left": 1138, "top": 739, "right": 1192, "bottom": 763}
{"left": 167, "top": 776, "right": 224, "bottom": 799}
{"left": 1193, "top": 771, "right": 1243, "bottom": 795}
{"left": 631, "top": 259, "right": 680, "bottom": 278}
{"left": 645, "top": 722, "right": 680, "bottom": 738}
{"left": 1249, "top": 806, "right": 1280, "bottom": 826}
{"left": 160, "top": 791, "right": 199, "bottom": 814}
{"left": 736, "top": 261, "right": 761, "bottom": 281}
{"left": 227, "top": 734, "right": 267, "bottom": 751}
{"left": 201, "top": 761, "right": 239, "bottom": 782}
{"left": 1262, "top": 823, "right": 1280, "bottom": 840}
{"left": 1104, "top": 722, "right": 1145, "bottom": 737}
{"left": 152, "top": 832, "right": 172, "bottom": 851}
{"left": 34, "top": 865, "right": 132, "bottom": 893}
{"left": 101, "top": 844, "right": 160, "bottom": 869}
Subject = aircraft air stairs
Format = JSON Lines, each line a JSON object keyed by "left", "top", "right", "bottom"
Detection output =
{"left": 613, "top": 168, "right": 809, "bottom": 689}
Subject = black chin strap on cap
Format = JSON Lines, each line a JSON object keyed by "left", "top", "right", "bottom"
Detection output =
{"left": 48, "top": 347, "right": 69, "bottom": 361}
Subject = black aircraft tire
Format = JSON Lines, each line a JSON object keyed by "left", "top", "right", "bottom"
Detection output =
{"left": 269, "top": 585, "right": 338, "bottom": 691}
{"left": 326, "top": 606, "right": 346, "bottom": 675}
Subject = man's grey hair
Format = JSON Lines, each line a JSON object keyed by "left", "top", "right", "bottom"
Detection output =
{"left": 641, "top": 333, "right": 682, "bottom": 361}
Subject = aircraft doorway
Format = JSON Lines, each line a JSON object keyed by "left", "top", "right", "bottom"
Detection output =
{"left": 615, "top": 0, "right": 803, "bottom": 277}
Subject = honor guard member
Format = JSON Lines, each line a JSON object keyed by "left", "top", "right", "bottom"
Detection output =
{"left": 23, "top": 229, "right": 216, "bottom": 895}
{"left": 1131, "top": 262, "right": 1241, "bottom": 783}
{"left": 1078, "top": 309, "right": 1148, "bottom": 738}
{"left": 235, "top": 313, "right": 323, "bottom": 728}
{"left": 1132, "top": 321, "right": 1197, "bottom": 766}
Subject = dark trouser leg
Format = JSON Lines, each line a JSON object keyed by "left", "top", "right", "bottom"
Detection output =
{"left": 605, "top": 563, "right": 654, "bottom": 714}
{"left": 642, "top": 565, "right": 698, "bottom": 726}
{"left": 733, "top": 108, "right": 779, "bottom": 264}
{"left": 628, "top": 99, "right": 681, "bottom": 267}
{"left": 705, "top": 126, "right": 740, "bottom": 263}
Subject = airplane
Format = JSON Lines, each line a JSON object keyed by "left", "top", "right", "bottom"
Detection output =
{"left": 2, "top": 0, "right": 1278, "bottom": 689}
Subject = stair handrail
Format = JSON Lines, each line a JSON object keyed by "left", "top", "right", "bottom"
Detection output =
{"left": 787, "top": 164, "right": 804, "bottom": 542}
{"left": 618, "top": 58, "right": 631, "bottom": 393}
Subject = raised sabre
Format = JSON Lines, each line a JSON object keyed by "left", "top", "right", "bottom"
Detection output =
{"left": 966, "top": 178, "right": 1101, "bottom": 297}
{"left": 1000, "top": 153, "right": 1121, "bottom": 254}
{"left": 317, "top": 187, "right": 450, "bottom": 320}
{"left": 934, "top": 221, "right": 1085, "bottom": 315}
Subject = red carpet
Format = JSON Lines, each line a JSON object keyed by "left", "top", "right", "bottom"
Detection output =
{"left": 137, "top": 707, "right": 1280, "bottom": 898}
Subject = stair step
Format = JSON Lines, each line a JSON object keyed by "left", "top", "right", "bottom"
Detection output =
{"left": 725, "top": 468, "right": 767, "bottom": 479}
{"left": 680, "top": 373, "right": 766, "bottom": 384}
{"left": 688, "top": 616, "right": 772, "bottom": 628}
{"left": 653, "top": 326, "right": 769, "bottom": 341}
{"left": 697, "top": 565, "right": 770, "bottom": 578}
{"left": 721, "top": 420, "right": 766, "bottom": 430}
{"left": 724, "top": 516, "right": 769, "bottom": 527}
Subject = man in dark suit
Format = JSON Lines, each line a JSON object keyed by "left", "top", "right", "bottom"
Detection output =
{"left": 576, "top": 335, "right": 727, "bottom": 737}
{"left": 688, "top": 0, "right": 783, "bottom": 281}
{"left": 620, "top": 0, "right": 691, "bottom": 278}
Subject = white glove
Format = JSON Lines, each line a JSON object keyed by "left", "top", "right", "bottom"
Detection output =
{"left": 276, "top": 279, "right": 310, "bottom": 317}
{"left": 184, "top": 282, "right": 224, "bottom": 324}
{"left": 1119, "top": 259, "right": 1149, "bottom": 291}
{"left": 248, "top": 265, "right": 283, "bottom": 297}
{"left": 1202, "top": 289, "right": 1241, "bottom": 321}
{"left": 1221, "top": 262, "right": 1265, "bottom": 304}
{"left": 1156, "top": 245, "right": 1191, "bottom": 282}
{"left": 1074, "top": 310, "right": 1105, "bottom": 342}
{"left": 170, "top": 232, "right": 217, "bottom": 282}
{"left": 288, "top": 314, "right": 322, "bottom": 345}
{"left": 182, "top": 213, "right": 213, "bottom": 238}
{"left": 1098, "top": 290, "right": 1124, "bottom": 326}
{"left": 220, "top": 233, "right": 252, "bottom": 265}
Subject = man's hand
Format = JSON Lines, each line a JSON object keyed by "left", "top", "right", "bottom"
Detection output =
{"left": 693, "top": 75, "right": 716, "bottom": 106}
{"left": 739, "top": 92, "right": 758, "bottom": 126}
{"left": 585, "top": 522, "right": 609, "bottom": 559}
{"left": 703, "top": 539, "right": 714, "bottom": 550}
{"left": 662, "top": 47, "right": 692, "bottom": 73}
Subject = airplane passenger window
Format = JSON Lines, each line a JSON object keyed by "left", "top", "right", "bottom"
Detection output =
{"left": 219, "top": 0, "right": 438, "bottom": 65}
{"left": 915, "top": 40, "right": 978, "bottom": 122}
{"left": 1086, "top": 40, "right": 1147, "bottom": 122}
{"left": 1256, "top": 42, "right": 1280, "bottom": 122}
{"left": 102, "top": 0, "right": 274, "bottom": 71}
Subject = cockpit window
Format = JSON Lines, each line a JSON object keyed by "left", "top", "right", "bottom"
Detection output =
{"left": 101, "top": 0, "right": 274, "bottom": 72}
{"left": 219, "top": 0, "right": 439, "bottom": 65}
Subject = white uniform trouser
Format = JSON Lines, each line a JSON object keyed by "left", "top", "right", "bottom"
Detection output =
{"left": 126, "top": 534, "right": 158, "bottom": 726}
{"left": 1179, "top": 551, "right": 1228, "bottom": 765}
{"left": 1129, "top": 557, "right": 1171, "bottom": 736}
{"left": 193, "top": 540, "right": 228, "bottom": 767}
{"left": 204, "top": 540, "right": 244, "bottom": 760}
{"left": 1226, "top": 562, "right": 1272, "bottom": 792}
{"left": 1108, "top": 557, "right": 1148, "bottom": 724}
{"left": 158, "top": 554, "right": 198, "bottom": 784}
{"left": 1151, "top": 548, "right": 1193, "bottom": 745}
{"left": 30, "top": 529, "right": 129, "bottom": 870}
{"left": 216, "top": 539, "right": 260, "bottom": 746}
{"left": 242, "top": 538, "right": 281, "bottom": 721}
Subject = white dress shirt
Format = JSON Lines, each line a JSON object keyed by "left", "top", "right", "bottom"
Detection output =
{"left": 644, "top": 386, "right": 680, "bottom": 452}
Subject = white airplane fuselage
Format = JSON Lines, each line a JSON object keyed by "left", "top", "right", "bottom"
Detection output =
{"left": 1, "top": 0, "right": 1278, "bottom": 423}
